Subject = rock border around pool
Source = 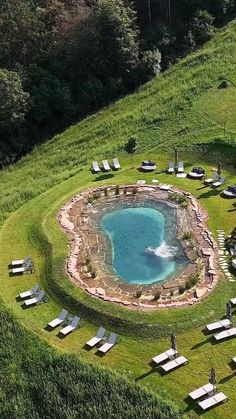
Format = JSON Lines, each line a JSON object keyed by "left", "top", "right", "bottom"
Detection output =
{"left": 58, "top": 184, "right": 219, "bottom": 310}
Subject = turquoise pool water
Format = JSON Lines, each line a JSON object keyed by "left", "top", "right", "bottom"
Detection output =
{"left": 100, "top": 206, "right": 186, "bottom": 285}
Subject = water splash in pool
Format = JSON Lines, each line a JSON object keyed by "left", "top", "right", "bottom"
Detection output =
{"left": 146, "top": 241, "right": 177, "bottom": 259}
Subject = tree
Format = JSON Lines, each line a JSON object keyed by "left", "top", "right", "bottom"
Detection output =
{"left": 95, "top": 0, "right": 139, "bottom": 80}
{"left": 132, "top": 48, "right": 161, "bottom": 85}
{"left": 125, "top": 137, "right": 137, "bottom": 169}
{"left": 191, "top": 10, "right": 215, "bottom": 44}
{"left": 0, "top": 69, "right": 29, "bottom": 129}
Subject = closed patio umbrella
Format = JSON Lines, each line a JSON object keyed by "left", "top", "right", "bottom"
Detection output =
{"left": 171, "top": 333, "right": 177, "bottom": 351}
{"left": 174, "top": 147, "right": 178, "bottom": 165}
{"left": 209, "top": 368, "right": 217, "bottom": 393}
{"left": 217, "top": 161, "right": 222, "bottom": 179}
{"left": 226, "top": 302, "right": 232, "bottom": 321}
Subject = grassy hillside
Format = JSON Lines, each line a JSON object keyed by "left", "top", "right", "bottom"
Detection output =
{"left": 0, "top": 20, "right": 235, "bottom": 224}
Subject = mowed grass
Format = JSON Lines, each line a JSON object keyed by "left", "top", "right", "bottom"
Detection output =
{"left": 0, "top": 154, "right": 236, "bottom": 418}
{"left": 0, "top": 21, "right": 235, "bottom": 225}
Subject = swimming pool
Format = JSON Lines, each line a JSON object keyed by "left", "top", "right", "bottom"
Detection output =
{"left": 99, "top": 203, "right": 188, "bottom": 285}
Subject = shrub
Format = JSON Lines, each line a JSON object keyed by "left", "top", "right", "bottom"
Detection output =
{"left": 153, "top": 290, "right": 161, "bottom": 301}
{"left": 179, "top": 285, "right": 186, "bottom": 294}
{"left": 132, "top": 186, "right": 138, "bottom": 195}
{"left": 182, "top": 231, "right": 193, "bottom": 240}
{"left": 115, "top": 185, "right": 120, "bottom": 195}
{"left": 170, "top": 289, "right": 174, "bottom": 297}
{"left": 134, "top": 289, "right": 142, "bottom": 298}
{"left": 104, "top": 187, "right": 109, "bottom": 197}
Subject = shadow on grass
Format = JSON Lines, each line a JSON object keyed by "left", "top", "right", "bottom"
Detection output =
{"left": 93, "top": 173, "right": 114, "bottom": 182}
{"left": 135, "top": 366, "right": 158, "bottom": 382}
{"left": 198, "top": 189, "right": 222, "bottom": 199}
{"left": 191, "top": 336, "right": 212, "bottom": 349}
{"left": 228, "top": 208, "right": 236, "bottom": 212}
{"left": 219, "top": 367, "right": 236, "bottom": 384}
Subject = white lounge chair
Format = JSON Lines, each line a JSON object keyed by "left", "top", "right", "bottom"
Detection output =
{"left": 92, "top": 161, "right": 101, "bottom": 173}
{"left": 198, "top": 392, "right": 227, "bottom": 411}
{"left": 189, "top": 383, "right": 214, "bottom": 401}
{"left": 214, "top": 327, "right": 236, "bottom": 341}
{"left": 205, "top": 318, "right": 231, "bottom": 333}
{"left": 48, "top": 309, "right": 68, "bottom": 329}
{"left": 177, "top": 161, "right": 184, "bottom": 173}
{"left": 230, "top": 297, "right": 236, "bottom": 306}
{"left": 86, "top": 327, "right": 106, "bottom": 348}
{"left": 60, "top": 315, "right": 80, "bottom": 336}
{"left": 11, "top": 260, "right": 33, "bottom": 275}
{"left": 212, "top": 176, "right": 226, "bottom": 188}
{"left": 102, "top": 160, "right": 111, "bottom": 171}
{"left": 167, "top": 162, "right": 175, "bottom": 174}
{"left": 232, "top": 357, "right": 236, "bottom": 364}
{"left": 152, "top": 348, "right": 178, "bottom": 365}
{"left": 204, "top": 172, "right": 218, "bottom": 185}
{"left": 11, "top": 256, "right": 31, "bottom": 267}
{"left": 24, "top": 290, "right": 45, "bottom": 307}
{"left": 112, "top": 158, "right": 121, "bottom": 170}
{"left": 19, "top": 284, "right": 40, "bottom": 300}
{"left": 161, "top": 355, "right": 188, "bottom": 372}
{"left": 98, "top": 332, "right": 117, "bottom": 354}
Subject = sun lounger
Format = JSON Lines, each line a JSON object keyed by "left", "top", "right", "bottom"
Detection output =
{"left": 167, "top": 162, "right": 175, "bottom": 174}
{"left": 189, "top": 383, "right": 214, "bottom": 401}
{"left": 98, "top": 332, "right": 117, "bottom": 354}
{"left": 92, "top": 161, "right": 101, "bottom": 173}
{"left": 177, "top": 161, "right": 184, "bottom": 173}
{"left": 161, "top": 355, "right": 188, "bottom": 372}
{"left": 230, "top": 297, "right": 236, "bottom": 306}
{"left": 205, "top": 318, "right": 231, "bottom": 333}
{"left": 152, "top": 348, "right": 178, "bottom": 365}
{"left": 232, "top": 357, "right": 236, "bottom": 364}
{"left": 198, "top": 392, "right": 227, "bottom": 411}
{"left": 112, "top": 158, "right": 121, "bottom": 170}
{"left": 86, "top": 327, "right": 106, "bottom": 348}
{"left": 24, "top": 290, "right": 45, "bottom": 307}
{"left": 19, "top": 284, "right": 40, "bottom": 300}
{"left": 11, "top": 256, "right": 31, "bottom": 267}
{"left": 10, "top": 260, "right": 33, "bottom": 275}
{"left": 60, "top": 315, "right": 80, "bottom": 336}
{"left": 214, "top": 327, "right": 236, "bottom": 341}
{"left": 102, "top": 160, "right": 111, "bottom": 171}
{"left": 48, "top": 309, "right": 68, "bottom": 329}
{"left": 204, "top": 172, "right": 218, "bottom": 185}
{"left": 212, "top": 176, "right": 226, "bottom": 188}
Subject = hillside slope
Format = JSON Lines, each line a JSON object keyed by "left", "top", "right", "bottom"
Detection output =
{"left": 0, "top": 20, "right": 236, "bottom": 224}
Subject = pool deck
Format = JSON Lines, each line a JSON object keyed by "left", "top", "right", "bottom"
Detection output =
{"left": 57, "top": 184, "right": 220, "bottom": 310}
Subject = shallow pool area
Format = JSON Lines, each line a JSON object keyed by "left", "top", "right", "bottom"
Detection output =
{"left": 99, "top": 203, "right": 188, "bottom": 285}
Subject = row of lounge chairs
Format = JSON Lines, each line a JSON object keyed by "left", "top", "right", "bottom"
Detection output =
{"left": 18, "top": 284, "right": 45, "bottom": 307}
{"left": 152, "top": 347, "right": 188, "bottom": 373}
{"left": 189, "top": 385, "right": 227, "bottom": 411}
{"left": 9, "top": 255, "right": 34, "bottom": 275}
{"left": 47, "top": 309, "right": 117, "bottom": 353}
{"left": 92, "top": 158, "right": 120, "bottom": 173}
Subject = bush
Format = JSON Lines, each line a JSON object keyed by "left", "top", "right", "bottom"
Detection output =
{"left": 182, "top": 231, "right": 193, "bottom": 240}
{"left": 179, "top": 285, "right": 186, "bottom": 294}
{"left": 115, "top": 185, "right": 120, "bottom": 195}
{"left": 153, "top": 290, "right": 161, "bottom": 300}
{"left": 134, "top": 289, "right": 142, "bottom": 298}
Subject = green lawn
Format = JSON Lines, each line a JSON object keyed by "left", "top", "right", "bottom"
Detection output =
{"left": 0, "top": 154, "right": 236, "bottom": 418}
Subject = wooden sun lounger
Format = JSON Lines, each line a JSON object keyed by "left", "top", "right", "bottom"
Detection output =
{"left": 198, "top": 392, "right": 227, "bottom": 411}
{"left": 205, "top": 318, "right": 231, "bottom": 333}
{"left": 11, "top": 256, "right": 30, "bottom": 267}
{"left": 60, "top": 316, "right": 80, "bottom": 336}
{"left": 98, "top": 332, "right": 117, "bottom": 354}
{"left": 102, "top": 160, "right": 111, "bottom": 171}
{"left": 214, "top": 327, "right": 236, "bottom": 341}
{"left": 113, "top": 158, "right": 121, "bottom": 170}
{"left": 19, "top": 284, "right": 40, "bottom": 300}
{"left": 212, "top": 176, "right": 226, "bottom": 188}
{"left": 152, "top": 348, "right": 178, "bottom": 365}
{"left": 92, "top": 161, "right": 101, "bottom": 173}
{"left": 167, "top": 162, "right": 174, "bottom": 173}
{"left": 177, "top": 161, "right": 184, "bottom": 173}
{"left": 189, "top": 383, "right": 214, "bottom": 401}
{"left": 86, "top": 327, "right": 106, "bottom": 348}
{"left": 48, "top": 309, "right": 68, "bottom": 329}
{"left": 161, "top": 355, "right": 188, "bottom": 372}
{"left": 24, "top": 291, "right": 45, "bottom": 307}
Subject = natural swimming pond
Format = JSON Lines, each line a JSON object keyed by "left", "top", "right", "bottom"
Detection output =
{"left": 98, "top": 202, "right": 188, "bottom": 285}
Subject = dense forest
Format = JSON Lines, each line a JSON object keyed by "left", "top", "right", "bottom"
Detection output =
{"left": 0, "top": 0, "right": 235, "bottom": 166}
{"left": 0, "top": 302, "right": 182, "bottom": 418}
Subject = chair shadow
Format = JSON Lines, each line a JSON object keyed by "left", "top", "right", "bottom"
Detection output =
{"left": 228, "top": 208, "right": 236, "bottom": 212}
{"left": 93, "top": 173, "right": 114, "bottom": 182}
{"left": 198, "top": 189, "right": 221, "bottom": 199}
{"left": 219, "top": 363, "right": 236, "bottom": 384}
{"left": 135, "top": 366, "right": 158, "bottom": 382}
{"left": 15, "top": 296, "right": 21, "bottom": 303}
{"left": 9, "top": 271, "right": 23, "bottom": 278}
{"left": 44, "top": 325, "right": 52, "bottom": 332}
{"left": 191, "top": 336, "right": 212, "bottom": 350}
{"left": 95, "top": 350, "right": 105, "bottom": 357}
